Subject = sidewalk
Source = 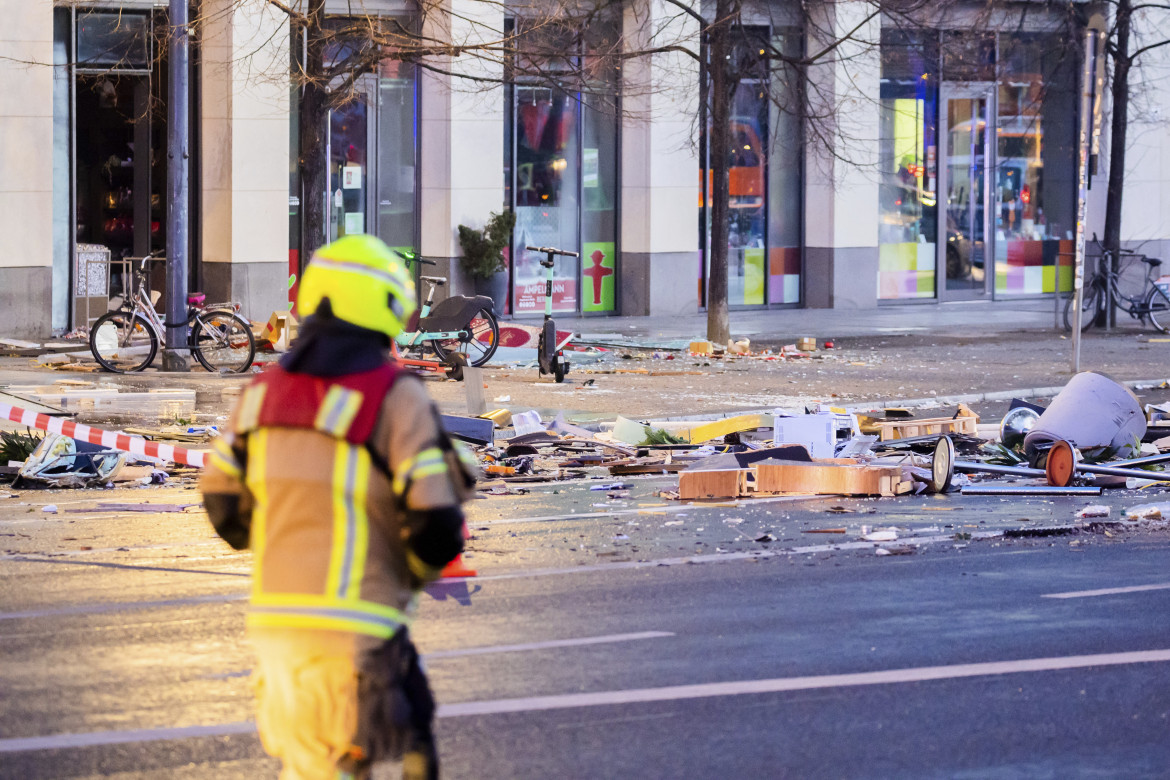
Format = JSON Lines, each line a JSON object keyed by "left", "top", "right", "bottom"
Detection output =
{"left": 546, "top": 297, "right": 1070, "bottom": 342}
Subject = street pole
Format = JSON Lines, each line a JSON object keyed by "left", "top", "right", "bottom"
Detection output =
{"left": 1071, "top": 30, "right": 1095, "bottom": 371}
{"left": 163, "top": 0, "right": 190, "bottom": 372}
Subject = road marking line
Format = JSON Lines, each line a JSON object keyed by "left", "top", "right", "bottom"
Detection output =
{"left": 0, "top": 592, "right": 247, "bottom": 621}
{"left": 5, "top": 648, "right": 1169, "bottom": 752}
{"left": 0, "top": 533, "right": 1006, "bottom": 621}
{"left": 202, "top": 632, "right": 676, "bottom": 679}
{"left": 425, "top": 631, "right": 674, "bottom": 659}
{"left": 0, "top": 722, "right": 257, "bottom": 753}
{"left": 436, "top": 648, "right": 1170, "bottom": 718}
{"left": 1042, "top": 583, "right": 1170, "bottom": 599}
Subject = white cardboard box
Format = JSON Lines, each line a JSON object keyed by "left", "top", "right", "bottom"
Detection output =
{"left": 773, "top": 413, "right": 835, "bottom": 459}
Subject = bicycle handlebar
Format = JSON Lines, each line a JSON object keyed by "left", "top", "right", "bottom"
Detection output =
{"left": 526, "top": 245, "right": 580, "bottom": 258}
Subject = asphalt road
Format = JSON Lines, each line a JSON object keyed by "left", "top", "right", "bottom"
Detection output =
{"left": 2, "top": 479, "right": 1170, "bottom": 779}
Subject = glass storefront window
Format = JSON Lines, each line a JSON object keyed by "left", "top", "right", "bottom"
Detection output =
{"left": 508, "top": 19, "right": 619, "bottom": 315}
{"left": 513, "top": 87, "right": 581, "bottom": 314}
{"left": 76, "top": 11, "right": 151, "bottom": 70}
{"left": 701, "top": 25, "right": 803, "bottom": 308}
{"left": 291, "top": 16, "right": 419, "bottom": 279}
{"left": 377, "top": 59, "right": 418, "bottom": 255}
{"left": 994, "top": 33, "right": 1078, "bottom": 296}
{"left": 878, "top": 30, "right": 939, "bottom": 300}
{"left": 727, "top": 80, "right": 768, "bottom": 306}
{"left": 767, "top": 28, "right": 803, "bottom": 304}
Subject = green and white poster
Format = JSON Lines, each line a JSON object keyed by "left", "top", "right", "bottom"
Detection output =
{"left": 581, "top": 242, "right": 615, "bottom": 312}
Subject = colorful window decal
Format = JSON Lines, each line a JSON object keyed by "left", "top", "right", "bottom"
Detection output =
{"left": 879, "top": 242, "right": 936, "bottom": 299}
{"left": 768, "top": 247, "right": 801, "bottom": 304}
{"left": 995, "top": 239, "right": 1073, "bottom": 295}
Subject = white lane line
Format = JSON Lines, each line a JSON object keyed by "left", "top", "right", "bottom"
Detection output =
{"left": 202, "top": 631, "right": 677, "bottom": 678}
{"left": 425, "top": 631, "right": 674, "bottom": 659}
{"left": 1, "top": 532, "right": 1002, "bottom": 621}
{"left": 0, "top": 592, "right": 248, "bottom": 621}
{"left": 437, "top": 648, "right": 1170, "bottom": 718}
{"left": 0, "top": 722, "right": 257, "bottom": 753}
{"left": 5, "top": 648, "right": 1169, "bottom": 753}
{"left": 1042, "top": 583, "right": 1170, "bottom": 599}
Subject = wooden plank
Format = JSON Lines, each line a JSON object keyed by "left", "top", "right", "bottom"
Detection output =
{"left": 755, "top": 461, "right": 905, "bottom": 496}
{"left": 678, "top": 468, "right": 750, "bottom": 500}
{"left": 610, "top": 462, "right": 688, "bottom": 475}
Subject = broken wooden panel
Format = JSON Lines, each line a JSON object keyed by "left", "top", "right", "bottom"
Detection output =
{"left": 755, "top": 461, "right": 907, "bottom": 497}
{"left": 877, "top": 412, "right": 978, "bottom": 442}
{"left": 678, "top": 468, "right": 751, "bottom": 500}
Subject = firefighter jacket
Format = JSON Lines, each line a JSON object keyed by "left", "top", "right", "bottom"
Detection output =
{"left": 200, "top": 361, "right": 469, "bottom": 648}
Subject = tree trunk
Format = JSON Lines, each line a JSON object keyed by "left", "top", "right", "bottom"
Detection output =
{"left": 1103, "top": 0, "right": 1131, "bottom": 328}
{"left": 299, "top": 0, "right": 329, "bottom": 262}
{"left": 706, "top": 0, "right": 733, "bottom": 345}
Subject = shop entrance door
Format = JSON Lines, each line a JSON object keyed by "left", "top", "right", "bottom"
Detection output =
{"left": 938, "top": 83, "right": 995, "bottom": 299}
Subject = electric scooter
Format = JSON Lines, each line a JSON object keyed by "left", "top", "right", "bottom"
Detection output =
{"left": 526, "top": 245, "right": 578, "bottom": 383}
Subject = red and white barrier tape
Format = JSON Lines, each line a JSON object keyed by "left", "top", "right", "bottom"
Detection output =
{"left": 0, "top": 401, "right": 206, "bottom": 469}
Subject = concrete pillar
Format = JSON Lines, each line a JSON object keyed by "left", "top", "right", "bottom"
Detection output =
{"left": 803, "top": 1, "right": 881, "bottom": 309}
{"left": 619, "top": 0, "right": 702, "bottom": 316}
{"left": 418, "top": 0, "right": 506, "bottom": 296}
{"left": 200, "top": 0, "right": 290, "bottom": 321}
{"left": 0, "top": 1, "right": 53, "bottom": 338}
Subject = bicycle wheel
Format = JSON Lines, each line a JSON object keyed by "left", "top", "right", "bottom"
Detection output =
{"left": 89, "top": 311, "right": 158, "bottom": 373}
{"left": 1063, "top": 281, "right": 1102, "bottom": 332}
{"left": 1146, "top": 285, "right": 1170, "bottom": 334}
{"left": 192, "top": 311, "right": 256, "bottom": 373}
{"left": 430, "top": 307, "right": 499, "bottom": 367}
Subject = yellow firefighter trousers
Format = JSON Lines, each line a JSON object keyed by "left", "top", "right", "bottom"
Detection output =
{"left": 251, "top": 638, "right": 361, "bottom": 780}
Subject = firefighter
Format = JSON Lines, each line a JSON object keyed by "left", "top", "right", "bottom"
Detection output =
{"left": 201, "top": 234, "right": 474, "bottom": 780}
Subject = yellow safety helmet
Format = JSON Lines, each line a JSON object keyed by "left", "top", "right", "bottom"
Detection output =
{"left": 297, "top": 235, "right": 416, "bottom": 340}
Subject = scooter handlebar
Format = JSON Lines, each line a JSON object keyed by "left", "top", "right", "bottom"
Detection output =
{"left": 398, "top": 252, "right": 436, "bottom": 266}
{"left": 525, "top": 245, "right": 580, "bottom": 258}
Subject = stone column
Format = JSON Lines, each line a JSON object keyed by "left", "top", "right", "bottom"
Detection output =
{"left": 620, "top": 0, "right": 702, "bottom": 316}
{"left": 802, "top": 0, "right": 881, "bottom": 309}
{"left": 418, "top": 0, "right": 506, "bottom": 296}
{"left": 200, "top": 0, "right": 290, "bottom": 320}
{"left": 0, "top": 0, "right": 53, "bottom": 338}
{"left": 1115, "top": 10, "right": 1170, "bottom": 262}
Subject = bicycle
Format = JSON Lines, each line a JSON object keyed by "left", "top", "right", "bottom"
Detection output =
{"left": 1064, "top": 236, "right": 1170, "bottom": 333}
{"left": 396, "top": 252, "right": 499, "bottom": 369}
{"left": 89, "top": 253, "right": 256, "bottom": 373}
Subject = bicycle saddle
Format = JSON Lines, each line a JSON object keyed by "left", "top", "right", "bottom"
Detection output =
{"left": 1143, "top": 256, "right": 1162, "bottom": 267}
{"left": 187, "top": 292, "right": 206, "bottom": 306}
{"left": 419, "top": 295, "right": 493, "bottom": 333}
{"left": 420, "top": 275, "right": 447, "bottom": 286}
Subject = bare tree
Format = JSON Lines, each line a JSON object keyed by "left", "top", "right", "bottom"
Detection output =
{"left": 1096, "top": 0, "right": 1170, "bottom": 309}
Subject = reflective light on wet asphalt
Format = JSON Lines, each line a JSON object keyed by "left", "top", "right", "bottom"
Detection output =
{"left": 4, "top": 649, "right": 1170, "bottom": 753}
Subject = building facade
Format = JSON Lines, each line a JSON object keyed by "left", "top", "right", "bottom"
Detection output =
{"left": 4, "top": 0, "right": 1170, "bottom": 339}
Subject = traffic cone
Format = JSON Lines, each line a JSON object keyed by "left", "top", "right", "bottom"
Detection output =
{"left": 440, "top": 553, "right": 477, "bottom": 578}
{"left": 440, "top": 521, "right": 477, "bottom": 578}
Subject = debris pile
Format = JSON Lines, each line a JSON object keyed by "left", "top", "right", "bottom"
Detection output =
{"left": 448, "top": 373, "right": 1170, "bottom": 521}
